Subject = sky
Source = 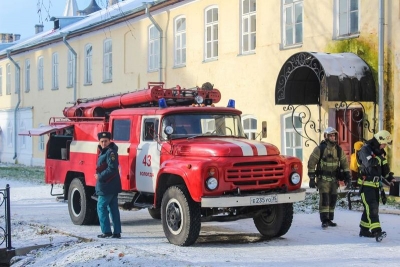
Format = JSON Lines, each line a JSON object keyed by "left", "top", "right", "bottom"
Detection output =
{"left": 0, "top": 0, "right": 95, "bottom": 40}
{"left": 2, "top": 174, "right": 400, "bottom": 266}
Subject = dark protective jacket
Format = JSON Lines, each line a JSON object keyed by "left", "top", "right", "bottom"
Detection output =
{"left": 307, "top": 140, "right": 350, "bottom": 179}
{"left": 357, "top": 137, "right": 389, "bottom": 188}
{"left": 95, "top": 142, "right": 122, "bottom": 196}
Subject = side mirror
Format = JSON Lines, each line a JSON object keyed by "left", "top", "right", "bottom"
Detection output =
{"left": 262, "top": 121, "right": 267, "bottom": 138}
{"left": 164, "top": 126, "right": 174, "bottom": 139}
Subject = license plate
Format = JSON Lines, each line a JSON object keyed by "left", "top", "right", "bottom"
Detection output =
{"left": 250, "top": 195, "right": 278, "bottom": 205}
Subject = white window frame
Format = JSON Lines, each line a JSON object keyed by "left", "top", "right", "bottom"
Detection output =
{"left": 38, "top": 56, "right": 44, "bottom": 90}
{"left": 25, "top": 59, "right": 30, "bottom": 92}
{"left": 335, "top": 0, "right": 359, "bottom": 38}
{"left": 7, "top": 121, "right": 13, "bottom": 147}
{"left": 174, "top": 16, "right": 186, "bottom": 67}
{"left": 282, "top": 0, "right": 303, "bottom": 47}
{"left": 6, "top": 63, "right": 11, "bottom": 95}
{"left": 282, "top": 113, "right": 303, "bottom": 161}
{"left": 67, "top": 51, "right": 74, "bottom": 87}
{"left": 148, "top": 26, "right": 160, "bottom": 72}
{"left": 15, "top": 61, "right": 20, "bottom": 94}
{"left": 204, "top": 6, "right": 218, "bottom": 60}
{"left": 240, "top": 0, "right": 256, "bottom": 54}
{"left": 0, "top": 67, "right": 2, "bottom": 95}
{"left": 19, "top": 121, "right": 26, "bottom": 149}
{"left": 242, "top": 115, "right": 257, "bottom": 140}
{"left": 52, "top": 53, "right": 59, "bottom": 90}
{"left": 84, "top": 44, "right": 93, "bottom": 85}
{"left": 39, "top": 123, "right": 45, "bottom": 151}
{"left": 103, "top": 39, "right": 112, "bottom": 81}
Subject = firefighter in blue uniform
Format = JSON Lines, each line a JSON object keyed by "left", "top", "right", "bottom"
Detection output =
{"left": 308, "top": 127, "right": 351, "bottom": 228}
{"left": 95, "top": 131, "right": 122, "bottom": 238}
{"left": 357, "top": 130, "right": 394, "bottom": 238}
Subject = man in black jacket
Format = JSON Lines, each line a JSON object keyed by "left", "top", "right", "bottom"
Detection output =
{"left": 95, "top": 131, "right": 122, "bottom": 239}
{"left": 357, "top": 130, "right": 394, "bottom": 239}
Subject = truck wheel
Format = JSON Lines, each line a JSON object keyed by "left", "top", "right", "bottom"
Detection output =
{"left": 253, "top": 203, "right": 293, "bottom": 238}
{"left": 148, "top": 207, "right": 161, "bottom": 220}
{"left": 68, "top": 178, "right": 98, "bottom": 225}
{"left": 161, "top": 185, "right": 201, "bottom": 246}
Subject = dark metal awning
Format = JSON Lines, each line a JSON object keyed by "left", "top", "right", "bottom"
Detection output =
{"left": 275, "top": 52, "right": 376, "bottom": 105}
{"left": 19, "top": 125, "right": 71, "bottom": 136}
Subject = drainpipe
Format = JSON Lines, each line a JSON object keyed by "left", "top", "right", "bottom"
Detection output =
{"left": 378, "top": 0, "right": 384, "bottom": 131}
{"left": 144, "top": 2, "right": 163, "bottom": 82}
{"left": 6, "top": 49, "right": 21, "bottom": 161}
{"left": 61, "top": 32, "right": 77, "bottom": 102}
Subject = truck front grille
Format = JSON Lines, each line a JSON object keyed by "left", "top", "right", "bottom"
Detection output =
{"left": 226, "top": 161, "right": 285, "bottom": 186}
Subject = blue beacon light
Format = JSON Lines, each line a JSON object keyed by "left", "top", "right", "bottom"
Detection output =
{"left": 227, "top": 99, "right": 235, "bottom": 108}
{"left": 158, "top": 98, "right": 168, "bottom": 108}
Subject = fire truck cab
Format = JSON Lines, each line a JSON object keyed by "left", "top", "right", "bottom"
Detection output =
{"left": 20, "top": 82, "right": 305, "bottom": 246}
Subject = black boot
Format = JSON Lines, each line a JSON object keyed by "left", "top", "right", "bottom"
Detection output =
{"left": 327, "top": 220, "right": 337, "bottom": 227}
{"left": 321, "top": 220, "right": 329, "bottom": 229}
{"left": 359, "top": 229, "right": 374, "bottom": 238}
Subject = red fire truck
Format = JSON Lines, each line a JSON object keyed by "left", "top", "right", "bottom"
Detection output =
{"left": 20, "top": 82, "right": 305, "bottom": 246}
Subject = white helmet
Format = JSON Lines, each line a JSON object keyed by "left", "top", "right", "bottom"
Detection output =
{"left": 324, "top": 126, "right": 338, "bottom": 140}
{"left": 374, "top": 130, "right": 392, "bottom": 148}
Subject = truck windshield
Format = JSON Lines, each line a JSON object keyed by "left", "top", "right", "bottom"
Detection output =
{"left": 161, "top": 114, "right": 246, "bottom": 139}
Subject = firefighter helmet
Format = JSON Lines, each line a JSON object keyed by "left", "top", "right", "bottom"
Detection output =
{"left": 353, "top": 141, "right": 364, "bottom": 151}
{"left": 374, "top": 130, "right": 392, "bottom": 148}
{"left": 324, "top": 127, "right": 338, "bottom": 138}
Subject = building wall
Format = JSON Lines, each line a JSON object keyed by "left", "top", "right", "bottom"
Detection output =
{"left": 0, "top": 0, "right": 398, "bottom": 177}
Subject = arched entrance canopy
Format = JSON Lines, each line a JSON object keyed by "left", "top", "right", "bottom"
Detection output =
{"left": 275, "top": 52, "right": 376, "bottom": 105}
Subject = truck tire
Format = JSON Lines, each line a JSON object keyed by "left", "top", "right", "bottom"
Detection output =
{"left": 253, "top": 203, "right": 293, "bottom": 238}
{"left": 148, "top": 207, "right": 161, "bottom": 220}
{"left": 68, "top": 178, "right": 98, "bottom": 225}
{"left": 161, "top": 185, "right": 201, "bottom": 246}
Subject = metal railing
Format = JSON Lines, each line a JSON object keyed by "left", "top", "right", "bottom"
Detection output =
{"left": 0, "top": 184, "right": 12, "bottom": 250}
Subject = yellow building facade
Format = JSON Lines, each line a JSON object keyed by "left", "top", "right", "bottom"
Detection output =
{"left": 0, "top": 0, "right": 399, "bottom": 180}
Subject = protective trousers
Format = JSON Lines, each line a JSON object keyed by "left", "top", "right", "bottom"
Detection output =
{"left": 318, "top": 179, "right": 338, "bottom": 222}
{"left": 97, "top": 194, "right": 122, "bottom": 235}
{"left": 360, "top": 186, "right": 381, "bottom": 233}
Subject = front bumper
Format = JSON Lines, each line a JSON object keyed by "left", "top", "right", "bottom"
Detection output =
{"left": 200, "top": 188, "right": 306, "bottom": 208}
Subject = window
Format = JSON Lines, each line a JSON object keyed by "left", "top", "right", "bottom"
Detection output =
{"left": 113, "top": 119, "right": 131, "bottom": 141}
{"left": 25, "top": 59, "right": 30, "bottom": 92}
{"left": 242, "top": 115, "right": 257, "bottom": 140}
{"left": 142, "top": 118, "right": 159, "bottom": 141}
{"left": 283, "top": 114, "right": 303, "bottom": 160}
{"left": 241, "top": 0, "right": 256, "bottom": 54}
{"left": 283, "top": 0, "right": 303, "bottom": 47}
{"left": 38, "top": 56, "right": 44, "bottom": 90}
{"left": 19, "top": 121, "right": 26, "bottom": 149}
{"left": 7, "top": 121, "right": 13, "bottom": 147}
{"left": 103, "top": 39, "right": 112, "bottom": 81}
{"left": 148, "top": 26, "right": 160, "bottom": 72}
{"left": 84, "top": 44, "right": 93, "bottom": 84}
{"left": 336, "top": 0, "right": 359, "bottom": 37}
{"left": 205, "top": 6, "right": 218, "bottom": 60}
{"left": 67, "top": 51, "right": 74, "bottom": 87}
{"left": 174, "top": 16, "right": 186, "bottom": 67}
{"left": 52, "top": 53, "right": 59, "bottom": 90}
{"left": 39, "top": 123, "right": 45, "bottom": 151}
{"left": 0, "top": 67, "right": 2, "bottom": 96}
{"left": 15, "top": 61, "right": 20, "bottom": 94}
{"left": 6, "top": 63, "right": 11, "bottom": 95}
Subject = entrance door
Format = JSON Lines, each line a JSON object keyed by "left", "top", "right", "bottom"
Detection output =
{"left": 336, "top": 108, "right": 363, "bottom": 159}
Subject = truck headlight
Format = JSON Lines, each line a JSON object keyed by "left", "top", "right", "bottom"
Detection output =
{"left": 290, "top": 172, "right": 301, "bottom": 185}
{"left": 206, "top": 177, "right": 218, "bottom": 190}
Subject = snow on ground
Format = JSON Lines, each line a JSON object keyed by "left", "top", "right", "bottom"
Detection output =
{"left": 1, "top": 177, "right": 400, "bottom": 267}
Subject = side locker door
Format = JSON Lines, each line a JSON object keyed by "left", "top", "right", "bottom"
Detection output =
{"left": 111, "top": 118, "right": 132, "bottom": 191}
{"left": 136, "top": 117, "right": 161, "bottom": 193}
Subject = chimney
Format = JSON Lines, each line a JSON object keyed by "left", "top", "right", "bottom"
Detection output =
{"left": 108, "top": 0, "right": 119, "bottom": 6}
{"left": 13, "top": 34, "right": 21, "bottom": 41}
{"left": 35, "top": 24, "right": 44, "bottom": 34}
